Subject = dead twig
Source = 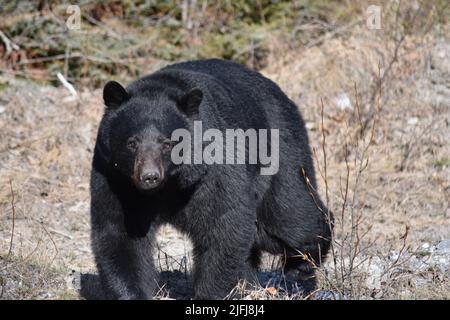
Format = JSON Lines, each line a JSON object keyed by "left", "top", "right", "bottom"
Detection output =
{"left": 17, "top": 53, "right": 128, "bottom": 65}
{"left": 38, "top": 221, "right": 59, "bottom": 267}
{"left": 0, "top": 29, "right": 19, "bottom": 56}
{"left": 57, "top": 72, "right": 78, "bottom": 99}
{"left": 305, "top": 19, "right": 362, "bottom": 49}
{"left": 6, "top": 179, "right": 16, "bottom": 259}
{"left": 48, "top": 227, "right": 73, "bottom": 240}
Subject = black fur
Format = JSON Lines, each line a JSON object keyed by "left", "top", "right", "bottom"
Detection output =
{"left": 90, "top": 59, "right": 332, "bottom": 299}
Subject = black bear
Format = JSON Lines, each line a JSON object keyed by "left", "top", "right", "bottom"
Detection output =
{"left": 90, "top": 59, "right": 332, "bottom": 299}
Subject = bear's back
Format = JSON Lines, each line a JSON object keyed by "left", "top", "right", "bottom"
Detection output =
{"left": 163, "top": 59, "right": 303, "bottom": 129}
{"left": 162, "top": 59, "right": 283, "bottom": 100}
{"left": 127, "top": 60, "right": 306, "bottom": 140}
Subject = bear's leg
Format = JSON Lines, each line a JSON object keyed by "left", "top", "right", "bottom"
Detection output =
{"left": 90, "top": 169, "right": 156, "bottom": 299}
{"left": 260, "top": 169, "right": 332, "bottom": 296}
{"left": 282, "top": 250, "right": 318, "bottom": 295}
{"left": 192, "top": 230, "right": 258, "bottom": 299}
{"left": 189, "top": 180, "right": 258, "bottom": 299}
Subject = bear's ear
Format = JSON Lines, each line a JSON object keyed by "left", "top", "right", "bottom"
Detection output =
{"left": 103, "top": 81, "right": 129, "bottom": 109}
{"left": 177, "top": 88, "right": 203, "bottom": 117}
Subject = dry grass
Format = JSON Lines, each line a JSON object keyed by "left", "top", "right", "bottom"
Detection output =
{"left": 0, "top": 1, "right": 449, "bottom": 300}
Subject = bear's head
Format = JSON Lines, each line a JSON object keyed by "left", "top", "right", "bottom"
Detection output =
{"left": 102, "top": 80, "right": 203, "bottom": 192}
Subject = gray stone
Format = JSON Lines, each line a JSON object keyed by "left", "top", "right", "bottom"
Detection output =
{"left": 436, "top": 239, "right": 450, "bottom": 254}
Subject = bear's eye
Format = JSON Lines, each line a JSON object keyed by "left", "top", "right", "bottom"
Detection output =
{"left": 162, "top": 140, "right": 173, "bottom": 151}
{"left": 127, "top": 139, "right": 138, "bottom": 151}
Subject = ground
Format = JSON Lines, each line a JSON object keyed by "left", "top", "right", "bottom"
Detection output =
{"left": 0, "top": 17, "right": 449, "bottom": 300}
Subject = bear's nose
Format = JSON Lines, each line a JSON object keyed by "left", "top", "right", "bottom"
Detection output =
{"left": 141, "top": 171, "right": 161, "bottom": 186}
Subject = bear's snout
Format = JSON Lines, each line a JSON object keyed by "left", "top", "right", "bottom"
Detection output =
{"left": 133, "top": 149, "right": 164, "bottom": 191}
{"left": 140, "top": 170, "right": 161, "bottom": 188}
{"left": 134, "top": 163, "right": 164, "bottom": 190}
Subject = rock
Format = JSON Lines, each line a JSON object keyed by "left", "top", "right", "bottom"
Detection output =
{"left": 407, "top": 117, "right": 419, "bottom": 125}
{"left": 334, "top": 93, "right": 353, "bottom": 110}
{"left": 408, "top": 255, "right": 429, "bottom": 272}
{"left": 256, "top": 271, "right": 316, "bottom": 296}
{"left": 410, "top": 277, "right": 429, "bottom": 289}
{"left": 428, "top": 240, "right": 450, "bottom": 273}
{"left": 66, "top": 270, "right": 81, "bottom": 291}
{"left": 364, "top": 256, "right": 387, "bottom": 290}
{"left": 430, "top": 42, "right": 450, "bottom": 75}
{"left": 305, "top": 122, "right": 316, "bottom": 130}
{"left": 313, "top": 290, "right": 345, "bottom": 300}
{"left": 436, "top": 239, "right": 450, "bottom": 254}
